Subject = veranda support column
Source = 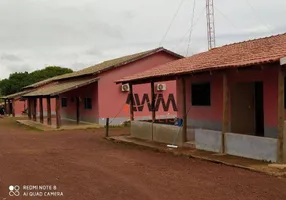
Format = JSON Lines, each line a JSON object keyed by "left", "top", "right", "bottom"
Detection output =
{"left": 33, "top": 98, "right": 37, "bottom": 121}
{"left": 27, "top": 98, "right": 32, "bottom": 120}
{"left": 222, "top": 73, "right": 230, "bottom": 154}
{"left": 39, "top": 97, "right": 44, "bottom": 124}
{"left": 277, "top": 67, "right": 285, "bottom": 163}
{"left": 4, "top": 99, "right": 7, "bottom": 115}
{"left": 7, "top": 99, "right": 11, "bottom": 116}
{"left": 56, "top": 96, "right": 61, "bottom": 129}
{"left": 129, "top": 83, "right": 134, "bottom": 121}
{"left": 151, "top": 81, "right": 156, "bottom": 122}
{"left": 76, "top": 97, "right": 80, "bottom": 125}
{"left": 181, "top": 77, "right": 187, "bottom": 143}
{"left": 47, "top": 97, "right": 52, "bottom": 125}
{"left": 12, "top": 99, "right": 15, "bottom": 117}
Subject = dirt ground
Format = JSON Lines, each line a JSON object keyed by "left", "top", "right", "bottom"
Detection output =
{"left": 0, "top": 118, "right": 286, "bottom": 200}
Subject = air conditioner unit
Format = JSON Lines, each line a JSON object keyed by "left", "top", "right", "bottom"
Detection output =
{"left": 157, "top": 83, "right": 166, "bottom": 91}
{"left": 121, "top": 84, "right": 130, "bottom": 92}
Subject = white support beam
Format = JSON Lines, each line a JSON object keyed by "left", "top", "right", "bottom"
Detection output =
{"left": 280, "top": 57, "right": 286, "bottom": 66}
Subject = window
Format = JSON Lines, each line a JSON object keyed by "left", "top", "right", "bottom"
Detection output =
{"left": 191, "top": 82, "right": 211, "bottom": 106}
{"left": 84, "top": 98, "right": 92, "bottom": 110}
{"left": 61, "top": 98, "right": 67, "bottom": 108}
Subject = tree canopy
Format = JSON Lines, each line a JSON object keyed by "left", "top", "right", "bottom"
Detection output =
{"left": 0, "top": 66, "right": 73, "bottom": 96}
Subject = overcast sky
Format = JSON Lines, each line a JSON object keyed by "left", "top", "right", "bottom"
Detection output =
{"left": 0, "top": 0, "right": 285, "bottom": 79}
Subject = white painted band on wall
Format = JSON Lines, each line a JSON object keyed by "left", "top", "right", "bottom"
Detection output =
{"left": 194, "top": 128, "right": 278, "bottom": 162}
{"left": 225, "top": 132, "right": 277, "bottom": 162}
{"left": 195, "top": 129, "right": 222, "bottom": 152}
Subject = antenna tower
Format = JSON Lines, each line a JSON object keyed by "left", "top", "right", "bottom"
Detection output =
{"left": 206, "top": 0, "right": 216, "bottom": 50}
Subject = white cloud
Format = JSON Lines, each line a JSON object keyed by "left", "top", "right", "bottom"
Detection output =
{"left": 0, "top": 0, "right": 285, "bottom": 78}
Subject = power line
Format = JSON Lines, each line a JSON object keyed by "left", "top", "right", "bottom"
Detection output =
{"left": 214, "top": 6, "right": 239, "bottom": 30}
{"left": 244, "top": 0, "right": 272, "bottom": 33}
{"left": 172, "top": 6, "right": 205, "bottom": 52}
{"left": 186, "top": 0, "right": 196, "bottom": 56}
{"left": 159, "top": 0, "right": 186, "bottom": 46}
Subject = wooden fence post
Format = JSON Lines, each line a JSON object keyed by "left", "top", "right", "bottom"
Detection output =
{"left": 47, "top": 97, "right": 52, "bottom": 125}
{"left": 105, "top": 118, "right": 110, "bottom": 137}
{"left": 222, "top": 73, "right": 230, "bottom": 154}
{"left": 56, "top": 96, "right": 61, "bottom": 129}
{"left": 129, "top": 84, "right": 134, "bottom": 121}
{"left": 277, "top": 67, "right": 285, "bottom": 163}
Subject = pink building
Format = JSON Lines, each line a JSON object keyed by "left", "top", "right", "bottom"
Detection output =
{"left": 116, "top": 34, "right": 286, "bottom": 163}
{"left": 0, "top": 91, "right": 28, "bottom": 117}
{"left": 23, "top": 48, "right": 183, "bottom": 127}
{"left": 1, "top": 77, "right": 57, "bottom": 117}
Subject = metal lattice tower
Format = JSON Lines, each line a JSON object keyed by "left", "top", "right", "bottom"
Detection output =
{"left": 206, "top": 0, "right": 216, "bottom": 50}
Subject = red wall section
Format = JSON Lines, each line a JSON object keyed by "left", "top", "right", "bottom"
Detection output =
{"left": 228, "top": 67, "right": 279, "bottom": 127}
{"left": 178, "top": 66, "right": 281, "bottom": 131}
{"left": 36, "top": 98, "right": 56, "bottom": 115}
{"left": 14, "top": 100, "right": 27, "bottom": 116}
{"left": 97, "top": 51, "right": 178, "bottom": 120}
{"left": 60, "top": 82, "right": 99, "bottom": 122}
{"left": 177, "top": 73, "right": 223, "bottom": 122}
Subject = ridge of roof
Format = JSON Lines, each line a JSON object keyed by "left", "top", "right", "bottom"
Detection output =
{"left": 23, "top": 72, "right": 74, "bottom": 89}
{"left": 212, "top": 32, "right": 286, "bottom": 50}
{"left": 23, "top": 77, "right": 56, "bottom": 89}
{"left": 54, "top": 47, "right": 183, "bottom": 81}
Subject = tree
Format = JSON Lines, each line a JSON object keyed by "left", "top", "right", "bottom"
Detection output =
{"left": 0, "top": 66, "right": 73, "bottom": 96}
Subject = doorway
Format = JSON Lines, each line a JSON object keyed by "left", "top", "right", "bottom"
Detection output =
{"left": 231, "top": 82, "right": 264, "bottom": 136}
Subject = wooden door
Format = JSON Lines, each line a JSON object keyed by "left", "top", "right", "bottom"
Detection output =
{"left": 231, "top": 82, "right": 255, "bottom": 135}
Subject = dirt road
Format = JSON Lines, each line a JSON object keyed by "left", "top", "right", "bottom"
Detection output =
{"left": 0, "top": 118, "right": 286, "bottom": 200}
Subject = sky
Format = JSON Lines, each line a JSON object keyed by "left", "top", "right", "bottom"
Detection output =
{"left": 0, "top": 0, "right": 285, "bottom": 79}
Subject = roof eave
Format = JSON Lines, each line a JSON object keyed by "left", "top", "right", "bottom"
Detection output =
{"left": 116, "top": 60, "right": 281, "bottom": 84}
{"left": 280, "top": 57, "right": 286, "bottom": 65}
{"left": 23, "top": 78, "right": 100, "bottom": 98}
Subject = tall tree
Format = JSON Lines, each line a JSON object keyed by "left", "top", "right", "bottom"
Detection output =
{"left": 0, "top": 66, "right": 73, "bottom": 96}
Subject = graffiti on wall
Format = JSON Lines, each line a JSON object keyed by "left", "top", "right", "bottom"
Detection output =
{"left": 126, "top": 93, "right": 178, "bottom": 112}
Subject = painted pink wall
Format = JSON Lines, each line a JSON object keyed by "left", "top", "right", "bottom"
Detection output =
{"left": 14, "top": 100, "right": 27, "bottom": 116}
{"left": 32, "top": 81, "right": 58, "bottom": 114}
{"left": 97, "top": 51, "right": 178, "bottom": 121}
{"left": 177, "top": 73, "right": 223, "bottom": 121}
{"left": 57, "top": 51, "right": 180, "bottom": 124}
{"left": 60, "top": 81, "right": 99, "bottom": 122}
{"left": 177, "top": 65, "right": 281, "bottom": 137}
{"left": 228, "top": 67, "right": 279, "bottom": 127}
{"left": 36, "top": 98, "right": 56, "bottom": 115}
{"left": 14, "top": 98, "right": 56, "bottom": 117}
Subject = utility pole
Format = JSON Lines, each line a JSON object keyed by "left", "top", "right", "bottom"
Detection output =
{"left": 206, "top": 0, "right": 216, "bottom": 50}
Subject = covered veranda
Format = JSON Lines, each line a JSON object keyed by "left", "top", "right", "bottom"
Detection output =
{"left": 116, "top": 70, "right": 192, "bottom": 147}
{"left": 22, "top": 78, "right": 99, "bottom": 129}
{"left": 115, "top": 32, "right": 286, "bottom": 164}
{"left": 116, "top": 61, "right": 286, "bottom": 163}
{"left": 0, "top": 90, "right": 31, "bottom": 117}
